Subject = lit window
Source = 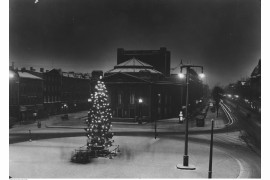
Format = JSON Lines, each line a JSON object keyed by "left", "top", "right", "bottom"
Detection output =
{"left": 158, "top": 94, "right": 161, "bottom": 104}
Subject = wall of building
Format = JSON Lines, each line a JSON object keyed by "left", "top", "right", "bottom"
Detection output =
{"left": 43, "top": 69, "right": 62, "bottom": 115}
{"left": 9, "top": 70, "right": 19, "bottom": 119}
{"left": 117, "top": 47, "right": 171, "bottom": 76}
{"left": 18, "top": 77, "right": 44, "bottom": 122}
{"left": 105, "top": 83, "right": 151, "bottom": 121}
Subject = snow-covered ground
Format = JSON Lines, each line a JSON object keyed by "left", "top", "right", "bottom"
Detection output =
{"left": 9, "top": 135, "right": 239, "bottom": 178}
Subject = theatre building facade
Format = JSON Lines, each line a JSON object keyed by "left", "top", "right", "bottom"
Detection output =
{"left": 103, "top": 58, "right": 202, "bottom": 122}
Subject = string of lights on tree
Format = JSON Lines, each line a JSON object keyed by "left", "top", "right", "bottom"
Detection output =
{"left": 85, "top": 77, "right": 114, "bottom": 150}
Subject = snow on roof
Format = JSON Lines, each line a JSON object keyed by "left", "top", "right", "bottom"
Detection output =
{"left": 107, "top": 57, "right": 162, "bottom": 74}
{"left": 62, "top": 72, "right": 90, "bottom": 79}
{"left": 108, "top": 68, "right": 161, "bottom": 74}
{"left": 62, "top": 72, "right": 67, "bottom": 77}
{"left": 115, "top": 57, "right": 153, "bottom": 68}
{"left": 251, "top": 60, "right": 261, "bottom": 78}
{"left": 18, "top": 71, "right": 42, "bottom": 80}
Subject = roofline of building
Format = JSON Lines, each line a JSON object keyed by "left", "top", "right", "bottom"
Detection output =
{"left": 104, "top": 72, "right": 152, "bottom": 83}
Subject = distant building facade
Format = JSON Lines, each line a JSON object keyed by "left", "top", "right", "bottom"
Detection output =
{"left": 224, "top": 59, "right": 261, "bottom": 113}
{"left": 43, "top": 69, "right": 91, "bottom": 115}
{"left": 9, "top": 67, "right": 92, "bottom": 122}
{"left": 61, "top": 71, "right": 91, "bottom": 113}
{"left": 103, "top": 58, "right": 202, "bottom": 122}
{"left": 9, "top": 69, "right": 44, "bottom": 122}
{"left": 43, "top": 69, "right": 62, "bottom": 115}
{"left": 117, "top": 47, "right": 171, "bottom": 77}
{"left": 9, "top": 69, "right": 20, "bottom": 120}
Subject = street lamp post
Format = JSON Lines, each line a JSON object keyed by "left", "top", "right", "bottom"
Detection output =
{"left": 177, "top": 64, "right": 204, "bottom": 170}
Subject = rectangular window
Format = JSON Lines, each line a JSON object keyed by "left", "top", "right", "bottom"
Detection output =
{"left": 113, "top": 110, "right": 116, "bottom": 117}
{"left": 118, "top": 93, "right": 122, "bottom": 105}
{"left": 130, "top": 92, "right": 135, "bottom": 104}
{"left": 158, "top": 107, "right": 161, "bottom": 115}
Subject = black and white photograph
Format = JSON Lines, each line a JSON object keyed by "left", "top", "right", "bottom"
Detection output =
{"left": 7, "top": 0, "right": 262, "bottom": 179}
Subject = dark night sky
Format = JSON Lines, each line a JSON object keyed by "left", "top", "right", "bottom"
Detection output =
{"left": 9, "top": 0, "right": 261, "bottom": 88}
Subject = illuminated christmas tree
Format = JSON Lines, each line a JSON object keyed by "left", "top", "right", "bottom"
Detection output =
{"left": 71, "top": 77, "right": 119, "bottom": 163}
{"left": 85, "top": 77, "right": 114, "bottom": 152}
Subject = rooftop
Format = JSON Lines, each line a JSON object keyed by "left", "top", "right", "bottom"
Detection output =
{"left": 17, "top": 71, "right": 42, "bottom": 80}
{"left": 107, "top": 58, "right": 162, "bottom": 74}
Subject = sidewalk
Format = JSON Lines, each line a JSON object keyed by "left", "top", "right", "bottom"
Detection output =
{"left": 9, "top": 109, "right": 228, "bottom": 134}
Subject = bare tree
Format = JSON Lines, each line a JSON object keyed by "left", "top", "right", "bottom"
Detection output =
{"left": 212, "top": 86, "right": 224, "bottom": 117}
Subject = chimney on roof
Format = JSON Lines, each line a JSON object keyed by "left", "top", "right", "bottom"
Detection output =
{"left": 30, "top": 67, "right": 36, "bottom": 72}
{"left": 21, "top": 67, "right": 26, "bottom": 72}
{"left": 40, "top": 68, "right": 44, "bottom": 73}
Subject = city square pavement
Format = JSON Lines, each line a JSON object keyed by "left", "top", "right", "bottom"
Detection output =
{"left": 10, "top": 109, "right": 226, "bottom": 134}
{"left": 9, "top": 110, "right": 244, "bottom": 178}
{"left": 10, "top": 135, "right": 240, "bottom": 178}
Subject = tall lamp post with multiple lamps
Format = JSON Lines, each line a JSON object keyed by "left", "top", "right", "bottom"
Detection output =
{"left": 177, "top": 64, "right": 204, "bottom": 170}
